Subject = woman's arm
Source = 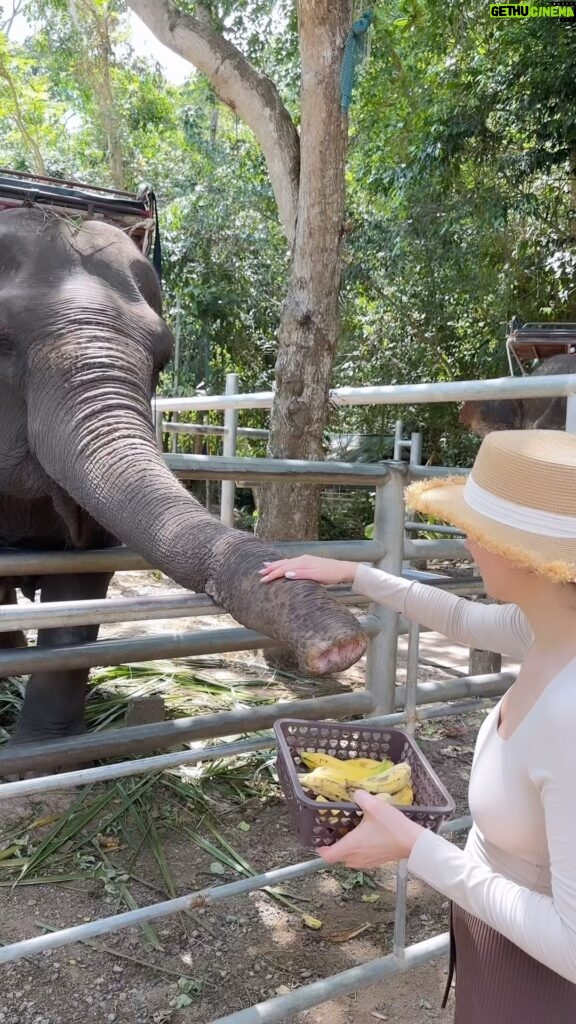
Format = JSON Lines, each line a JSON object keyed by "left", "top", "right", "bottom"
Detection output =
{"left": 407, "top": 709, "right": 576, "bottom": 983}
{"left": 352, "top": 564, "right": 532, "bottom": 660}
{"left": 260, "top": 556, "right": 532, "bottom": 659}
{"left": 321, "top": 704, "right": 576, "bottom": 984}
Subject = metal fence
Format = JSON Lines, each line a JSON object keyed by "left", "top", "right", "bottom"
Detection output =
{"left": 2, "top": 371, "right": 576, "bottom": 1021}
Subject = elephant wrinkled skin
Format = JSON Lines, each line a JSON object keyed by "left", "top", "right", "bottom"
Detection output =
{"left": 0, "top": 208, "right": 367, "bottom": 744}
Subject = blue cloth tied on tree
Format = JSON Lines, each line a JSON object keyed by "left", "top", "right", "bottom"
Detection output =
{"left": 340, "top": 10, "right": 374, "bottom": 114}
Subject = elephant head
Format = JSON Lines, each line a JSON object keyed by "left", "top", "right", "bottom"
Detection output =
{"left": 459, "top": 354, "right": 576, "bottom": 437}
{"left": 0, "top": 208, "right": 367, "bottom": 676}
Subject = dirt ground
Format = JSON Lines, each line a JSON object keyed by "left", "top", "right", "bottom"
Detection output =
{"left": 0, "top": 571, "right": 516, "bottom": 1024}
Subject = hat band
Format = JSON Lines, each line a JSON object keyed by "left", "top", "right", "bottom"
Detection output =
{"left": 464, "top": 475, "right": 576, "bottom": 539}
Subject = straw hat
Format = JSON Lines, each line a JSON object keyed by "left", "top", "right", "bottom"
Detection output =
{"left": 405, "top": 430, "right": 576, "bottom": 583}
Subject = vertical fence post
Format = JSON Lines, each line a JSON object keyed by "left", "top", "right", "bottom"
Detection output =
{"left": 221, "top": 373, "right": 239, "bottom": 525}
{"left": 409, "top": 432, "right": 422, "bottom": 467}
{"left": 365, "top": 465, "right": 407, "bottom": 714}
{"left": 404, "top": 620, "right": 420, "bottom": 736}
{"left": 171, "top": 302, "right": 182, "bottom": 453}
{"left": 566, "top": 393, "right": 576, "bottom": 434}
{"left": 392, "top": 619, "right": 419, "bottom": 960}
{"left": 155, "top": 408, "right": 163, "bottom": 451}
{"left": 393, "top": 419, "right": 404, "bottom": 461}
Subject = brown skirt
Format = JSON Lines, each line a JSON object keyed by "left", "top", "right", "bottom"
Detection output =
{"left": 445, "top": 903, "right": 576, "bottom": 1023}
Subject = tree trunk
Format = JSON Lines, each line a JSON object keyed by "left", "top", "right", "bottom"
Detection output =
{"left": 124, "top": 0, "right": 354, "bottom": 541}
{"left": 75, "top": 0, "right": 125, "bottom": 189}
{"left": 257, "top": 1, "right": 352, "bottom": 541}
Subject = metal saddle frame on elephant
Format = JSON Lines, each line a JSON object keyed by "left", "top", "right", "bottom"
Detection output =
{"left": 0, "top": 167, "right": 161, "bottom": 272}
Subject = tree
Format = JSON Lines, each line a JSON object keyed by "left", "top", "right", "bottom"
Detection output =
{"left": 0, "top": 30, "right": 51, "bottom": 172}
{"left": 334, "top": 4, "right": 576, "bottom": 465}
{"left": 125, "top": 0, "right": 354, "bottom": 539}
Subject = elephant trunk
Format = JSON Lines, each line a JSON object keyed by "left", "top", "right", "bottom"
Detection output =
{"left": 26, "top": 333, "right": 367, "bottom": 675}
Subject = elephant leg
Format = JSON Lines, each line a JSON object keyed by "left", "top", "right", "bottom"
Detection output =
{"left": 0, "top": 583, "right": 27, "bottom": 651}
{"left": 12, "top": 571, "right": 113, "bottom": 743}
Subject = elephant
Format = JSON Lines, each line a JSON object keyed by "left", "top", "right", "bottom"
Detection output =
{"left": 459, "top": 354, "right": 576, "bottom": 437}
{"left": 0, "top": 207, "right": 367, "bottom": 745}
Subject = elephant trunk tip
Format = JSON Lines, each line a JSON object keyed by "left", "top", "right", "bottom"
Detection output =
{"left": 302, "top": 633, "right": 368, "bottom": 676}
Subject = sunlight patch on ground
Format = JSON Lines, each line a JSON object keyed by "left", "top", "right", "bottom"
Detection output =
{"left": 251, "top": 892, "right": 297, "bottom": 947}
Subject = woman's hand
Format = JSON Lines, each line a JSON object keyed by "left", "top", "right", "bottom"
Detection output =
{"left": 259, "top": 555, "right": 357, "bottom": 586}
{"left": 317, "top": 790, "right": 424, "bottom": 869}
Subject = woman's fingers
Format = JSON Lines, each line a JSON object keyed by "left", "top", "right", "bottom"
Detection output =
{"left": 259, "top": 555, "right": 348, "bottom": 585}
{"left": 317, "top": 832, "right": 358, "bottom": 864}
{"left": 316, "top": 791, "right": 421, "bottom": 870}
{"left": 259, "top": 560, "right": 302, "bottom": 582}
{"left": 259, "top": 556, "right": 317, "bottom": 582}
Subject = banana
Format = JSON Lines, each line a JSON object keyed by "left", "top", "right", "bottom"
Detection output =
{"left": 299, "top": 760, "right": 413, "bottom": 805}
{"left": 300, "top": 768, "right": 352, "bottom": 803}
{"left": 390, "top": 784, "right": 414, "bottom": 806}
{"left": 362, "top": 787, "right": 414, "bottom": 805}
{"left": 366, "top": 758, "right": 398, "bottom": 777}
{"left": 359, "top": 762, "right": 412, "bottom": 796}
{"left": 299, "top": 751, "right": 393, "bottom": 779}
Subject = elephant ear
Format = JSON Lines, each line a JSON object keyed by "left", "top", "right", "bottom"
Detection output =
{"left": 531, "top": 396, "right": 567, "bottom": 430}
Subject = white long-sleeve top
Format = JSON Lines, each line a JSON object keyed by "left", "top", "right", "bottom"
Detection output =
{"left": 352, "top": 564, "right": 576, "bottom": 984}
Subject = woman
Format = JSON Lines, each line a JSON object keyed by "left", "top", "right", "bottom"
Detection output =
{"left": 260, "top": 429, "right": 576, "bottom": 1022}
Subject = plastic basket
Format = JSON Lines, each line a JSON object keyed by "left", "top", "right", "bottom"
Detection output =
{"left": 274, "top": 718, "right": 455, "bottom": 849}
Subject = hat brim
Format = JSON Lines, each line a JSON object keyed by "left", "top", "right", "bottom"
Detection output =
{"left": 405, "top": 477, "right": 576, "bottom": 584}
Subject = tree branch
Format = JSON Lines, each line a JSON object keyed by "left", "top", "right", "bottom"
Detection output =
{"left": 126, "top": 0, "right": 300, "bottom": 244}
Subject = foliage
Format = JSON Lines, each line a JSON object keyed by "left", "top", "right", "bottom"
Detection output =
{"left": 2, "top": 0, "right": 576, "bottom": 474}
{"left": 337, "top": 3, "right": 576, "bottom": 465}
{"left": 159, "top": 80, "right": 288, "bottom": 398}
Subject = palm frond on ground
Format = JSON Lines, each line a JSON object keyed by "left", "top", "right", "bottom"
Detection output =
{"left": 0, "top": 659, "right": 285, "bottom": 939}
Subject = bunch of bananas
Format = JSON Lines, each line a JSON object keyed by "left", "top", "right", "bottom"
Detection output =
{"left": 298, "top": 751, "right": 414, "bottom": 806}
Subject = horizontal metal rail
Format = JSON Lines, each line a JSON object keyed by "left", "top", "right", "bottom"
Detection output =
{"left": 0, "top": 809, "right": 469, "bottom": 968}
{"left": 0, "top": 734, "right": 277, "bottom": 799}
{"left": 409, "top": 464, "right": 469, "bottom": 478}
{"left": 404, "top": 521, "right": 465, "bottom": 536}
{"left": 208, "top": 933, "right": 451, "bottom": 1024}
{"left": 0, "top": 859, "right": 328, "bottom": 965}
{"left": 394, "top": 671, "right": 513, "bottom": 706}
{"left": 164, "top": 422, "right": 269, "bottom": 439}
{"left": 0, "top": 583, "right": 366, "bottom": 632}
{"left": 0, "top": 575, "right": 483, "bottom": 631}
{"left": 0, "top": 681, "right": 508, "bottom": 797}
{"left": 0, "top": 671, "right": 510, "bottom": 774}
{"left": 0, "top": 591, "right": 222, "bottom": 631}
{"left": 0, "top": 613, "right": 380, "bottom": 677}
{"left": 164, "top": 453, "right": 389, "bottom": 485}
{"left": 404, "top": 538, "right": 467, "bottom": 559}
{"left": 0, "top": 694, "right": 494, "bottom": 777}
{"left": 0, "top": 671, "right": 511, "bottom": 777}
{"left": 0, "top": 691, "right": 376, "bottom": 775}
{"left": 369, "top": 697, "right": 497, "bottom": 727}
{"left": 153, "top": 372, "right": 576, "bottom": 413}
{"left": 0, "top": 539, "right": 385, "bottom": 576}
